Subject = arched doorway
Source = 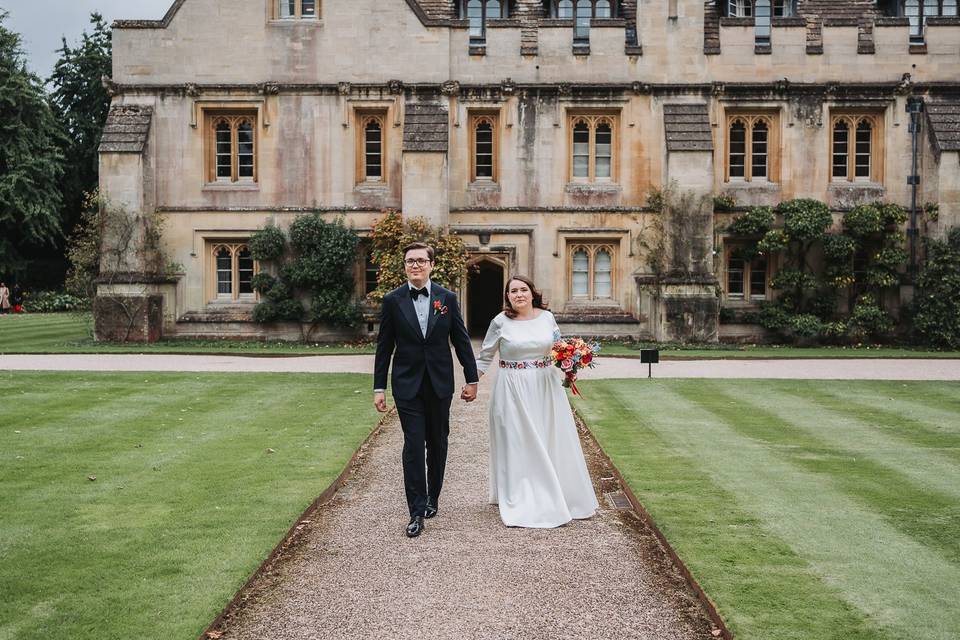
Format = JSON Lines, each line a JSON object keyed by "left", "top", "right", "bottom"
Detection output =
{"left": 467, "top": 259, "right": 505, "bottom": 336}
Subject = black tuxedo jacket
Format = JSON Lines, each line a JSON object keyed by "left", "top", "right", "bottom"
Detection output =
{"left": 374, "top": 283, "right": 478, "bottom": 401}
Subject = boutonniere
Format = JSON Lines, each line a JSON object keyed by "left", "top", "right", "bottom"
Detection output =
{"left": 433, "top": 300, "right": 449, "bottom": 316}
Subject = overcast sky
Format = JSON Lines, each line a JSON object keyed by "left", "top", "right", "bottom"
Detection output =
{"left": 1, "top": 0, "right": 172, "bottom": 78}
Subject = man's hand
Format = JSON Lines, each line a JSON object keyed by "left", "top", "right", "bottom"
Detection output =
{"left": 460, "top": 383, "right": 478, "bottom": 402}
{"left": 374, "top": 391, "right": 388, "bottom": 413}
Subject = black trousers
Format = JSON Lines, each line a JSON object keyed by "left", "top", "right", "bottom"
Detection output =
{"left": 394, "top": 374, "right": 452, "bottom": 518}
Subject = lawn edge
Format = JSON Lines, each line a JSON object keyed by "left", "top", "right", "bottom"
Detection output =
{"left": 197, "top": 408, "right": 394, "bottom": 640}
{"left": 573, "top": 406, "right": 734, "bottom": 640}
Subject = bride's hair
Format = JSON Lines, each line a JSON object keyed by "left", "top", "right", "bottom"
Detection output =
{"left": 503, "top": 275, "right": 548, "bottom": 319}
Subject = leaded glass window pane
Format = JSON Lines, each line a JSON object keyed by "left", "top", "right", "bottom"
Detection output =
{"left": 468, "top": 0, "right": 484, "bottom": 39}
{"left": 855, "top": 120, "right": 872, "bottom": 179}
{"left": 594, "top": 249, "right": 612, "bottom": 297}
{"left": 596, "top": 0, "right": 612, "bottom": 18}
{"left": 750, "top": 259, "right": 767, "bottom": 299}
{"left": 727, "top": 258, "right": 745, "bottom": 297}
{"left": 278, "top": 0, "right": 296, "bottom": 18}
{"left": 575, "top": 0, "right": 592, "bottom": 40}
{"left": 215, "top": 122, "right": 232, "bottom": 179}
{"left": 595, "top": 123, "right": 612, "bottom": 178}
{"left": 573, "top": 122, "right": 590, "bottom": 178}
{"left": 558, "top": 0, "right": 574, "bottom": 18}
{"left": 773, "top": 0, "right": 791, "bottom": 17}
{"left": 906, "top": 0, "right": 922, "bottom": 39}
{"left": 216, "top": 248, "right": 232, "bottom": 296}
{"left": 729, "top": 0, "right": 752, "bottom": 17}
{"left": 755, "top": 0, "right": 771, "bottom": 43}
{"left": 365, "top": 252, "right": 378, "bottom": 295}
{"left": 945, "top": 0, "right": 959, "bottom": 17}
{"left": 237, "top": 122, "right": 254, "bottom": 179}
{"left": 365, "top": 121, "right": 382, "bottom": 180}
{"left": 301, "top": 0, "right": 317, "bottom": 17}
{"left": 752, "top": 120, "right": 768, "bottom": 179}
{"left": 832, "top": 120, "right": 849, "bottom": 179}
{"left": 475, "top": 121, "right": 494, "bottom": 179}
{"left": 572, "top": 249, "right": 589, "bottom": 296}
{"left": 238, "top": 249, "right": 254, "bottom": 295}
{"left": 487, "top": 0, "right": 502, "bottom": 19}
{"left": 729, "top": 121, "right": 746, "bottom": 179}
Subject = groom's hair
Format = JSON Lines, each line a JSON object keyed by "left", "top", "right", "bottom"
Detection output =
{"left": 402, "top": 242, "right": 434, "bottom": 261}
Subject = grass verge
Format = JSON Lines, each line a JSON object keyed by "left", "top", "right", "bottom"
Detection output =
{"left": 573, "top": 379, "right": 960, "bottom": 640}
{"left": 0, "top": 371, "right": 379, "bottom": 640}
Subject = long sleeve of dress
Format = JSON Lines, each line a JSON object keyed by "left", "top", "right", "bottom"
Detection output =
{"left": 548, "top": 310, "right": 562, "bottom": 342}
{"left": 476, "top": 315, "right": 503, "bottom": 375}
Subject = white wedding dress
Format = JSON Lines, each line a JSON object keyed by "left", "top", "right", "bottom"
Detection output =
{"left": 477, "top": 310, "right": 599, "bottom": 528}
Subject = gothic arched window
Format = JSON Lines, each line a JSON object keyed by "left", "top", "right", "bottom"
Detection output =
{"left": 207, "top": 112, "right": 258, "bottom": 184}
{"left": 569, "top": 243, "right": 617, "bottom": 300}
{"left": 726, "top": 113, "right": 778, "bottom": 183}
{"left": 569, "top": 114, "right": 618, "bottom": 182}
{"left": 832, "top": 113, "right": 882, "bottom": 182}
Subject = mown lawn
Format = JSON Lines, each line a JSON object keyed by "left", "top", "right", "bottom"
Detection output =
{"left": 4, "top": 313, "right": 959, "bottom": 359}
{"left": 0, "top": 371, "right": 379, "bottom": 640}
{"left": 598, "top": 342, "right": 960, "bottom": 359}
{"left": 573, "top": 379, "right": 960, "bottom": 640}
{"left": 0, "top": 313, "right": 375, "bottom": 355}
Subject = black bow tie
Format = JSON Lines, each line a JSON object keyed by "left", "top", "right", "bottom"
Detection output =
{"left": 410, "top": 287, "right": 429, "bottom": 300}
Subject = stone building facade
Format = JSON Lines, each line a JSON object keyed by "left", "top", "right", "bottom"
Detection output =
{"left": 97, "top": 0, "right": 960, "bottom": 342}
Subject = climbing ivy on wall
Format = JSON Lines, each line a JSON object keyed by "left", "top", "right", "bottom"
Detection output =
{"left": 248, "top": 214, "right": 361, "bottom": 329}
{"left": 367, "top": 209, "right": 469, "bottom": 302}
{"left": 725, "top": 198, "right": 907, "bottom": 344}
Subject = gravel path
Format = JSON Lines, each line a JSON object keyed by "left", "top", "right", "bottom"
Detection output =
{"left": 2, "top": 353, "right": 960, "bottom": 380}
{"left": 215, "top": 367, "right": 716, "bottom": 640}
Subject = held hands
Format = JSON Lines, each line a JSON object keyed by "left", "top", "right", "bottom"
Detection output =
{"left": 460, "top": 383, "right": 478, "bottom": 403}
{"left": 373, "top": 391, "right": 388, "bottom": 413}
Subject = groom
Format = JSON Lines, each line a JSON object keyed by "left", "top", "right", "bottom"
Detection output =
{"left": 373, "top": 242, "right": 479, "bottom": 538}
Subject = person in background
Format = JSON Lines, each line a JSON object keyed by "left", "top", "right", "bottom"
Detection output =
{"left": 11, "top": 283, "right": 23, "bottom": 313}
{"left": 0, "top": 282, "right": 10, "bottom": 314}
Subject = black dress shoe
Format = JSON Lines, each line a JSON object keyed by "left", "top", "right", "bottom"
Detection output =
{"left": 424, "top": 498, "right": 438, "bottom": 519}
{"left": 406, "top": 515, "right": 424, "bottom": 538}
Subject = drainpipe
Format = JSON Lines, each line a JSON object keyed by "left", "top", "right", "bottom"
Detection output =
{"left": 906, "top": 96, "right": 924, "bottom": 278}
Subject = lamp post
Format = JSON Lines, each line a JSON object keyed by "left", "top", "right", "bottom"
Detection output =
{"left": 906, "top": 96, "right": 924, "bottom": 278}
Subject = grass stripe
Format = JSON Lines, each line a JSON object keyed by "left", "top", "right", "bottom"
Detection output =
{"left": 0, "top": 371, "right": 378, "bottom": 640}
{"left": 582, "top": 379, "right": 960, "bottom": 640}
{"left": 759, "top": 382, "right": 960, "bottom": 502}
{"left": 575, "top": 382, "right": 889, "bottom": 640}
{"left": 809, "top": 385, "right": 960, "bottom": 463}
{"left": 678, "top": 381, "right": 960, "bottom": 566}
{"left": 823, "top": 384, "right": 960, "bottom": 435}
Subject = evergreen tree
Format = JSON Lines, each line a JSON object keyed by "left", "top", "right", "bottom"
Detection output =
{"left": 0, "top": 11, "right": 66, "bottom": 278}
{"left": 48, "top": 13, "right": 112, "bottom": 277}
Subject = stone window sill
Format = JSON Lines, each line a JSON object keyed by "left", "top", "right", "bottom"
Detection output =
{"left": 565, "top": 181, "right": 622, "bottom": 195}
{"left": 267, "top": 19, "right": 323, "bottom": 28}
{"left": 354, "top": 182, "right": 390, "bottom": 194}
{"left": 468, "top": 180, "right": 500, "bottom": 192}
{"left": 723, "top": 180, "right": 780, "bottom": 190}
{"left": 203, "top": 182, "right": 260, "bottom": 192}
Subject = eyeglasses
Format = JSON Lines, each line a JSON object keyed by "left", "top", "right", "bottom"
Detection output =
{"left": 404, "top": 258, "right": 431, "bottom": 266}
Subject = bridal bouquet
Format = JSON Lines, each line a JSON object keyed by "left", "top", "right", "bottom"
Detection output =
{"left": 549, "top": 337, "right": 601, "bottom": 396}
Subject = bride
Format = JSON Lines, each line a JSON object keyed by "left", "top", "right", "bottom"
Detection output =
{"left": 476, "top": 275, "right": 599, "bottom": 528}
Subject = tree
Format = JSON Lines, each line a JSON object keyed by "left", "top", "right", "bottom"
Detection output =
{"left": 48, "top": 13, "right": 112, "bottom": 276}
{"left": 0, "top": 11, "right": 65, "bottom": 278}
{"left": 912, "top": 228, "right": 960, "bottom": 349}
